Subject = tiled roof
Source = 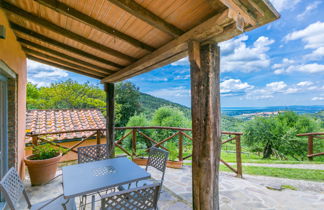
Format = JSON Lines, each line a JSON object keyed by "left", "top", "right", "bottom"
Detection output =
{"left": 26, "top": 109, "right": 106, "bottom": 142}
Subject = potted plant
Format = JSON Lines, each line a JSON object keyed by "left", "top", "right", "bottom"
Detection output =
{"left": 132, "top": 149, "right": 148, "bottom": 166}
{"left": 166, "top": 142, "right": 183, "bottom": 169}
{"left": 24, "top": 143, "right": 64, "bottom": 185}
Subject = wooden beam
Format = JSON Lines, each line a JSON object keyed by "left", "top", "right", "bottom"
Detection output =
{"left": 10, "top": 23, "right": 123, "bottom": 69}
{"left": 107, "top": 0, "right": 184, "bottom": 37}
{"left": 105, "top": 83, "right": 115, "bottom": 158}
{"left": 27, "top": 55, "right": 103, "bottom": 79}
{"left": 18, "top": 37, "right": 115, "bottom": 75}
{"left": 1, "top": 1, "right": 135, "bottom": 62}
{"left": 189, "top": 41, "right": 221, "bottom": 210}
{"left": 101, "top": 9, "right": 230, "bottom": 82}
{"left": 218, "top": 0, "right": 257, "bottom": 26}
{"left": 34, "top": 0, "right": 155, "bottom": 52}
{"left": 23, "top": 47, "right": 107, "bottom": 77}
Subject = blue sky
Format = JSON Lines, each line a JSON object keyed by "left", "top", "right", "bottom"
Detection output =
{"left": 27, "top": 0, "right": 324, "bottom": 107}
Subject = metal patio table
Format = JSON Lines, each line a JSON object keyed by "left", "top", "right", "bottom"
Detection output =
{"left": 62, "top": 157, "right": 151, "bottom": 199}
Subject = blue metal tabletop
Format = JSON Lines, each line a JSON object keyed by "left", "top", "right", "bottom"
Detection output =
{"left": 62, "top": 157, "right": 150, "bottom": 198}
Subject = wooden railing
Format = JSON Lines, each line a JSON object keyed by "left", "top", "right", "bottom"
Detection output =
{"left": 297, "top": 132, "right": 324, "bottom": 161}
{"left": 26, "top": 126, "right": 243, "bottom": 177}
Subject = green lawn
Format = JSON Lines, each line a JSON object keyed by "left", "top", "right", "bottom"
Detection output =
{"left": 221, "top": 151, "right": 324, "bottom": 164}
{"left": 219, "top": 165, "right": 324, "bottom": 182}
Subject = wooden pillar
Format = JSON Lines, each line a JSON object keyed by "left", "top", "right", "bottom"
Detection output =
{"left": 308, "top": 135, "right": 313, "bottom": 161}
{"left": 96, "top": 130, "right": 101, "bottom": 145}
{"left": 189, "top": 40, "right": 221, "bottom": 210}
{"left": 104, "top": 83, "right": 115, "bottom": 158}
{"left": 235, "top": 134, "right": 243, "bottom": 178}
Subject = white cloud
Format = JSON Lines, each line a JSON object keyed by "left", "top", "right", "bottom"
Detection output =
{"left": 171, "top": 57, "right": 189, "bottom": 66}
{"left": 285, "top": 21, "right": 324, "bottom": 49}
{"left": 285, "top": 21, "right": 324, "bottom": 60}
{"left": 220, "top": 35, "right": 274, "bottom": 73}
{"left": 273, "top": 61, "right": 324, "bottom": 74}
{"left": 174, "top": 74, "right": 190, "bottom": 80}
{"left": 297, "top": 81, "right": 313, "bottom": 87}
{"left": 220, "top": 79, "right": 254, "bottom": 94}
{"left": 147, "top": 86, "right": 190, "bottom": 99}
{"left": 269, "top": 0, "right": 301, "bottom": 12}
{"left": 297, "top": 1, "right": 321, "bottom": 20}
{"left": 27, "top": 59, "right": 69, "bottom": 87}
{"left": 266, "top": 81, "right": 287, "bottom": 92}
{"left": 312, "top": 97, "right": 324, "bottom": 101}
{"left": 33, "top": 69, "right": 68, "bottom": 78}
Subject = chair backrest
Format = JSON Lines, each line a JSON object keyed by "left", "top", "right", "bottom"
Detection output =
{"left": 146, "top": 147, "right": 168, "bottom": 173}
{"left": 78, "top": 144, "right": 109, "bottom": 164}
{"left": 0, "top": 168, "right": 31, "bottom": 210}
{"left": 100, "top": 183, "right": 161, "bottom": 210}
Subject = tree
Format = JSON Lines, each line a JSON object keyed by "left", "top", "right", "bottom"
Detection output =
{"left": 115, "top": 82, "right": 141, "bottom": 126}
{"left": 151, "top": 106, "right": 190, "bottom": 143}
{"left": 243, "top": 111, "right": 320, "bottom": 160}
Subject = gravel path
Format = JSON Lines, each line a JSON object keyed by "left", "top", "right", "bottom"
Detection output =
{"left": 228, "top": 163, "right": 324, "bottom": 170}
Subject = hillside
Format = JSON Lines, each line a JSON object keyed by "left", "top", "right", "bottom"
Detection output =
{"left": 139, "top": 93, "right": 191, "bottom": 118}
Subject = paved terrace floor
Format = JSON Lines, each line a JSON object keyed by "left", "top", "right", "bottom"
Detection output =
{"left": 16, "top": 165, "right": 324, "bottom": 210}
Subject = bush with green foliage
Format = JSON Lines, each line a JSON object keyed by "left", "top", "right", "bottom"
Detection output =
{"left": 30, "top": 143, "right": 64, "bottom": 160}
{"left": 243, "top": 111, "right": 320, "bottom": 160}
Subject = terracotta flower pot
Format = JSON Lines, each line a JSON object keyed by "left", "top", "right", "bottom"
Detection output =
{"left": 24, "top": 153, "right": 62, "bottom": 186}
{"left": 132, "top": 158, "right": 148, "bottom": 166}
{"left": 133, "top": 158, "right": 183, "bottom": 169}
{"left": 166, "top": 160, "right": 183, "bottom": 169}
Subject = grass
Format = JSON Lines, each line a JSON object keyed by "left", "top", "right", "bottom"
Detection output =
{"left": 219, "top": 165, "right": 324, "bottom": 182}
{"left": 221, "top": 151, "right": 324, "bottom": 164}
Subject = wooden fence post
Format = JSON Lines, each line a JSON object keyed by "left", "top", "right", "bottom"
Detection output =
{"left": 132, "top": 129, "right": 137, "bottom": 158}
{"left": 308, "top": 135, "right": 313, "bottom": 161}
{"left": 235, "top": 134, "right": 243, "bottom": 178}
{"left": 179, "top": 132, "right": 183, "bottom": 161}
{"left": 32, "top": 135, "right": 38, "bottom": 146}
{"left": 96, "top": 130, "right": 101, "bottom": 145}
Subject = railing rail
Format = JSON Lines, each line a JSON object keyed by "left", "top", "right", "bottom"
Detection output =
{"left": 26, "top": 126, "right": 243, "bottom": 177}
{"left": 297, "top": 132, "right": 324, "bottom": 161}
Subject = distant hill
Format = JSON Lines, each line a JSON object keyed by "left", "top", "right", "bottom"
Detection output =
{"left": 139, "top": 93, "right": 191, "bottom": 118}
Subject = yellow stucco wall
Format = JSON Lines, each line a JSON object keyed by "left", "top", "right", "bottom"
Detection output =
{"left": 0, "top": 8, "right": 27, "bottom": 177}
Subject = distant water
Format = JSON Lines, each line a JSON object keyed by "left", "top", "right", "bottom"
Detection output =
{"left": 221, "top": 105, "right": 324, "bottom": 116}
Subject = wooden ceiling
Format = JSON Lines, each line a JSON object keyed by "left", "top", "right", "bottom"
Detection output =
{"left": 1, "top": 0, "right": 279, "bottom": 82}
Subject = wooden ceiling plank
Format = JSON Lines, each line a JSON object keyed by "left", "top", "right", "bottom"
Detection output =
{"left": 10, "top": 22, "right": 123, "bottom": 69}
{"left": 34, "top": 0, "right": 155, "bottom": 52}
{"left": 101, "top": 9, "right": 230, "bottom": 83}
{"left": 18, "top": 37, "right": 115, "bottom": 74}
{"left": 23, "top": 46, "right": 108, "bottom": 77}
{"left": 107, "top": 0, "right": 184, "bottom": 37}
{"left": 1, "top": 1, "right": 135, "bottom": 62}
{"left": 27, "top": 55, "right": 103, "bottom": 79}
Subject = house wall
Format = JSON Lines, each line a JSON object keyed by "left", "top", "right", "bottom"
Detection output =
{"left": 0, "top": 9, "right": 27, "bottom": 177}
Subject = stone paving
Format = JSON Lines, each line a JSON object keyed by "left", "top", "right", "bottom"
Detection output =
{"left": 14, "top": 165, "right": 324, "bottom": 210}
{"left": 149, "top": 166, "right": 324, "bottom": 210}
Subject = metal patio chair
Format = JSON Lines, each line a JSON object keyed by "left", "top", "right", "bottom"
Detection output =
{"left": 92, "top": 183, "right": 161, "bottom": 210}
{"left": 118, "top": 147, "right": 169, "bottom": 191}
{"left": 0, "top": 168, "right": 76, "bottom": 210}
{"left": 77, "top": 144, "right": 110, "bottom": 164}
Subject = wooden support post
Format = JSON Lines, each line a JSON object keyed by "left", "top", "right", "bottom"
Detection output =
{"left": 132, "top": 129, "right": 137, "bottom": 158}
{"left": 235, "top": 135, "right": 243, "bottom": 178}
{"left": 105, "top": 83, "right": 115, "bottom": 158}
{"left": 189, "top": 40, "right": 221, "bottom": 210}
{"left": 96, "top": 130, "right": 101, "bottom": 145}
{"left": 179, "top": 132, "right": 183, "bottom": 161}
{"left": 308, "top": 135, "right": 313, "bottom": 161}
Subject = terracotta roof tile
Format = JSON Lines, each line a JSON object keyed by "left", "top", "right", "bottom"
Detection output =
{"left": 26, "top": 109, "right": 106, "bottom": 142}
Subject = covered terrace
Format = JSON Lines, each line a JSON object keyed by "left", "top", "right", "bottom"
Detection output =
{"left": 0, "top": 0, "right": 279, "bottom": 209}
